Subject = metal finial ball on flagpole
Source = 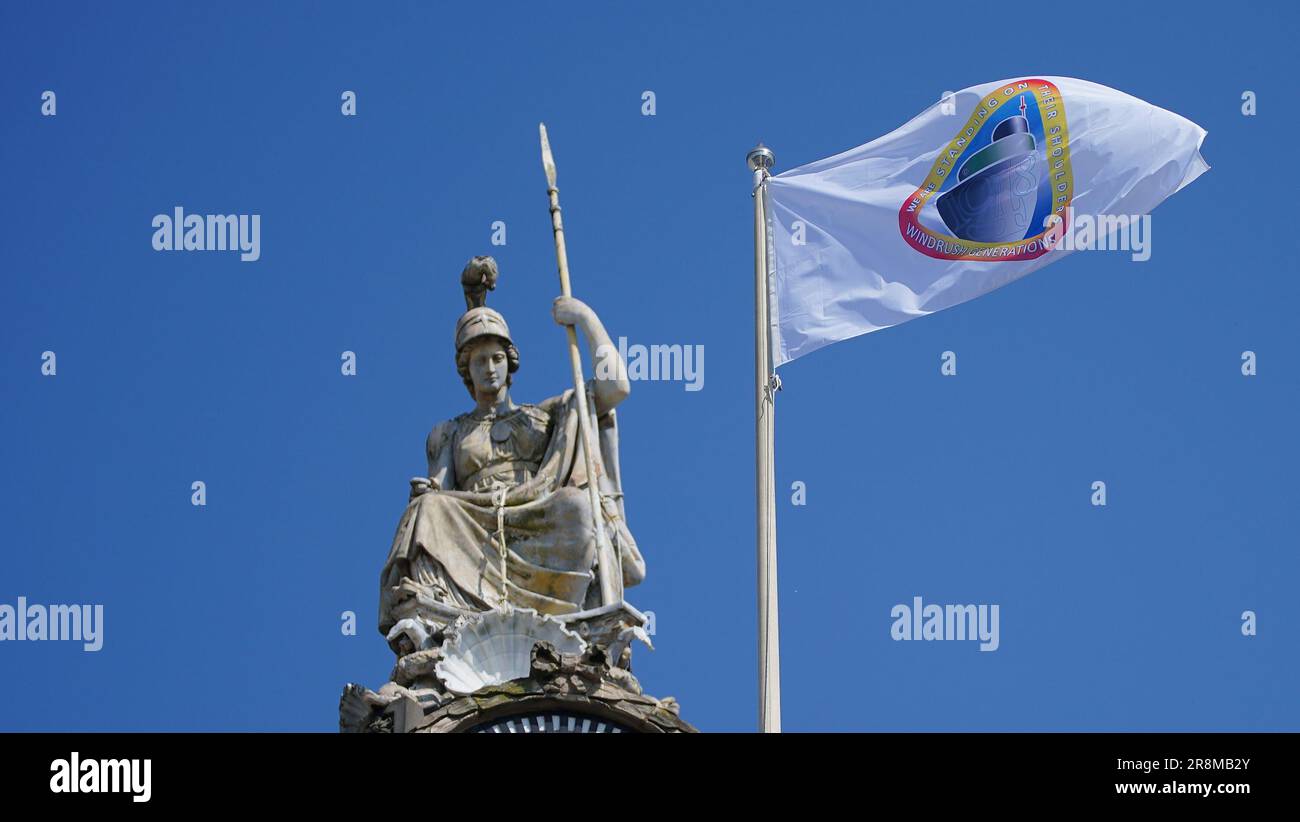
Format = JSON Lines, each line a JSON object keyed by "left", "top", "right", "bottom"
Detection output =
{"left": 747, "top": 143, "right": 775, "bottom": 171}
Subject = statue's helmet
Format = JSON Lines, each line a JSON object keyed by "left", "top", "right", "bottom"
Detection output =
{"left": 454, "top": 306, "right": 513, "bottom": 353}
{"left": 454, "top": 256, "right": 513, "bottom": 353}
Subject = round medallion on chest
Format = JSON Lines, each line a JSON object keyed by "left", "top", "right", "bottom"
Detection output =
{"left": 490, "top": 419, "right": 513, "bottom": 443}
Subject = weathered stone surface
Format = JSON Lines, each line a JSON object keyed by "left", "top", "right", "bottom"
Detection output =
{"left": 341, "top": 637, "right": 695, "bottom": 733}
{"left": 378, "top": 258, "right": 645, "bottom": 645}
{"left": 339, "top": 254, "right": 693, "bottom": 733}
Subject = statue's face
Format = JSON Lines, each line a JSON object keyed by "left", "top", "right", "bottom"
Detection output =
{"left": 467, "top": 337, "right": 509, "bottom": 396}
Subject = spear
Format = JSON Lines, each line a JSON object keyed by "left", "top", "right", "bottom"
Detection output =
{"left": 539, "top": 123, "right": 622, "bottom": 607}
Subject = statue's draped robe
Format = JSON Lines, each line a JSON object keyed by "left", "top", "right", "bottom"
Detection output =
{"left": 379, "top": 383, "right": 643, "bottom": 641}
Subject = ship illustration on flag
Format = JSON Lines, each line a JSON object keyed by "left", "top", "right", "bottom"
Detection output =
{"left": 936, "top": 95, "right": 1041, "bottom": 244}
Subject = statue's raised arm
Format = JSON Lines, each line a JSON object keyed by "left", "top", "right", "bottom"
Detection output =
{"left": 551, "top": 295, "right": 630, "bottom": 418}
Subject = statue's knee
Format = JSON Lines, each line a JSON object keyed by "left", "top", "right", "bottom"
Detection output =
{"left": 564, "top": 489, "right": 595, "bottom": 533}
{"left": 556, "top": 486, "right": 594, "bottom": 527}
{"left": 557, "top": 488, "right": 601, "bottom": 568}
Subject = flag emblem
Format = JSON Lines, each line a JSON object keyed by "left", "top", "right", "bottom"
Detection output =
{"left": 899, "top": 79, "right": 1074, "bottom": 261}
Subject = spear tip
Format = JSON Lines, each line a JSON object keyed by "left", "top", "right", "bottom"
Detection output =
{"left": 539, "top": 122, "right": 557, "bottom": 188}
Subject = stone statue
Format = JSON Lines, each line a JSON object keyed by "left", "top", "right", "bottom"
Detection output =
{"left": 341, "top": 129, "right": 692, "bottom": 731}
{"left": 378, "top": 256, "right": 645, "bottom": 656}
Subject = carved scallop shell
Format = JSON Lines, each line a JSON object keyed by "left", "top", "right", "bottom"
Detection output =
{"left": 435, "top": 607, "right": 586, "bottom": 695}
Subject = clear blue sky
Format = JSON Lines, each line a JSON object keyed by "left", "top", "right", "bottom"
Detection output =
{"left": 1, "top": 1, "right": 1295, "bottom": 731}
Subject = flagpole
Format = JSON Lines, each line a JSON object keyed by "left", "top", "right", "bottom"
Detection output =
{"left": 748, "top": 143, "right": 781, "bottom": 733}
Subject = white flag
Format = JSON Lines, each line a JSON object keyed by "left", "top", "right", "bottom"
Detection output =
{"left": 766, "top": 76, "right": 1209, "bottom": 366}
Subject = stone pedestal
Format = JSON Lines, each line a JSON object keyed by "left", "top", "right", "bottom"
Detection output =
{"left": 340, "top": 604, "right": 695, "bottom": 733}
